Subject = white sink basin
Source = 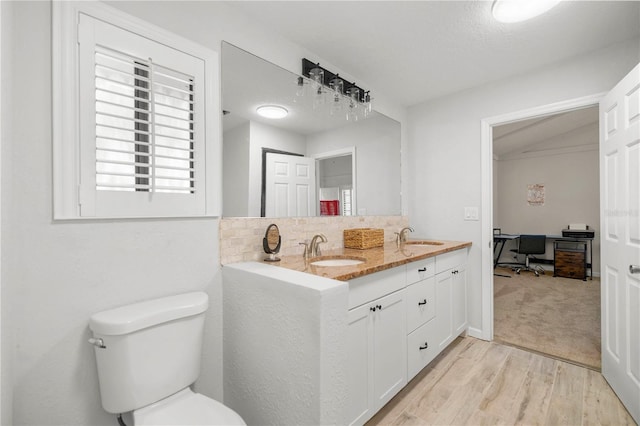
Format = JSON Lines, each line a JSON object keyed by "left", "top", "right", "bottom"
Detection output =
{"left": 310, "top": 258, "right": 365, "bottom": 267}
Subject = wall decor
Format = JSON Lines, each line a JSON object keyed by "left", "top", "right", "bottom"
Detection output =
{"left": 527, "top": 183, "right": 545, "bottom": 206}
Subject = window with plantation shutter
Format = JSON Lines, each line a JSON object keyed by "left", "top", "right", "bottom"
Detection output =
{"left": 93, "top": 47, "right": 196, "bottom": 194}
{"left": 53, "top": 2, "right": 220, "bottom": 219}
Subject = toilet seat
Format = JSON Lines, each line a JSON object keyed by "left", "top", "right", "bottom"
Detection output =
{"left": 133, "top": 388, "right": 246, "bottom": 426}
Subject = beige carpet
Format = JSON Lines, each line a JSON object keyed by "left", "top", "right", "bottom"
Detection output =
{"left": 493, "top": 266, "right": 601, "bottom": 370}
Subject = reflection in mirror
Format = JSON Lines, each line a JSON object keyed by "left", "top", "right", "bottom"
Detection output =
{"left": 315, "top": 148, "right": 355, "bottom": 216}
{"left": 222, "top": 41, "right": 401, "bottom": 218}
{"left": 263, "top": 223, "right": 281, "bottom": 262}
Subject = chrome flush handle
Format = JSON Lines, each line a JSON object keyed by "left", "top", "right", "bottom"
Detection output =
{"left": 88, "top": 337, "right": 106, "bottom": 349}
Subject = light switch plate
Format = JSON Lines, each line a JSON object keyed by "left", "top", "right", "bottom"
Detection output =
{"left": 464, "top": 206, "right": 479, "bottom": 221}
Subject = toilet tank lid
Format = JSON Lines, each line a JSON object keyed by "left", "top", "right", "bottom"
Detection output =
{"left": 90, "top": 292, "right": 209, "bottom": 336}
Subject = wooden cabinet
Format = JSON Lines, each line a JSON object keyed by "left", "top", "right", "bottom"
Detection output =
{"left": 554, "top": 241, "right": 587, "bottom": 280}
{"left": 346, "top": 286, "right": 406, "bottom": 426}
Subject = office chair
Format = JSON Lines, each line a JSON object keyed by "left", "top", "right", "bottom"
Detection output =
{"left": 511, "top": 235, "right": 546, "bottom": 276}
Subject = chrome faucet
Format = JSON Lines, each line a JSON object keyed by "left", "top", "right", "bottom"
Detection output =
{"left": 395, "top": 226, "right": 414, "bottom": 245}
{"left": 309, "top": 234, "right": 328, "bottom": 257}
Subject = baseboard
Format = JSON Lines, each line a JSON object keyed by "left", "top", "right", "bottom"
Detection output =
{"left": 467, "top": 327, "right": 487, "bottom": 341}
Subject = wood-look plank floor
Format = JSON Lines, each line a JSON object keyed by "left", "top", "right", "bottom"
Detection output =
{"left": 366, "top": 337, "right": 636, "bottom": 426}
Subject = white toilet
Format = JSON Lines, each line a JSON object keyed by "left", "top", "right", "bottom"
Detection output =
{"left": 89, "top": 292, "right": 245, "bottom": 425}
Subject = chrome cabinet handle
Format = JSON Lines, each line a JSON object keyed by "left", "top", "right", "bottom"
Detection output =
{"left": 631, "top": 265, "right": 640, "bottom": 274}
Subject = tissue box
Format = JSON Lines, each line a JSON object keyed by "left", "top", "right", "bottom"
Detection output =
{"left": 344, "top": 228, "right": 384, "bottom": 250}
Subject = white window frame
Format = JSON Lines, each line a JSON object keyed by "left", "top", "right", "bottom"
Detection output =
{"left": 53, "top": 1, "right": 221, "bottom": 219}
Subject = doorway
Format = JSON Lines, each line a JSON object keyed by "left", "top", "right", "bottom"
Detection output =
{"left": 490, "top": 106, "right": 601, "bottom": 369}
{"left": 479, "top": 94, "right": 604, "bottom": 355}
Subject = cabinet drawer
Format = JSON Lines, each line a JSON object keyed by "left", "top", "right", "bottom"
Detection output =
{"left": 556, "top": 250, "right": 585, "bottom": 261}
{"left": 406, "top": 258, "right": 435, "bottom": 285}
{"left": 406, "top": 277, "right": 435, "bottom": 333}
{"left": 348, "top": 266, "right": 406, "bottom": 310}
{"left": 436, "top": 249, "right": 467, "bottom": 274}
{"left": 407, "top": 318, "right": 438, "bottom": 380}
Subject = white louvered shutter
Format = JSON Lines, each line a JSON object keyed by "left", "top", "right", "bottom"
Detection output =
{"left": 78, "top": 13, "right": 206, "bottom": 217}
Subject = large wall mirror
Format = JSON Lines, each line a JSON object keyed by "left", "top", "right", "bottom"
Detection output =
{"left": 222, "top": 42, "right": 401, "bottom": 218}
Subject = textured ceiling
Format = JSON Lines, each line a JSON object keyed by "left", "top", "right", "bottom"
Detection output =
{"left": 225, "top": 1, "right": 640, "bottom": 107}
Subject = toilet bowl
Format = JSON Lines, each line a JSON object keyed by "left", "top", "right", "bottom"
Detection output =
{"left": 89, "top": 292, "right": 246, "bottom": 426}
{"left": 133, "top": 388, "right": 245, "bottom": 426}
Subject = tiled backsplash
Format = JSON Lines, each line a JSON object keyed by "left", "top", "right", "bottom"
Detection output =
{"left": 220, "top": 216, "right": 409, "bottom": 265}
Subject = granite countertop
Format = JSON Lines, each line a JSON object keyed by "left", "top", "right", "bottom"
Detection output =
{"left": 272, "top": 239, "right": 472, "bottom": 281}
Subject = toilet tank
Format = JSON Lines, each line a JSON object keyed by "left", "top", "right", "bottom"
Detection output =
{"left": 89, "top": 292, "right": 209, "bottom": 414}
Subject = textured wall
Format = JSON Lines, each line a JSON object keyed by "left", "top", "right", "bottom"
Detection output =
{"left": 222, "top": 262, "right": 348, "bottom": 425}
{"left": 496, "top": 148, "right": 600, "bottom": 273}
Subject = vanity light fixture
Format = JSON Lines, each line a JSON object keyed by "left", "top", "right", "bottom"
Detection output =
{"left": 300, "top": 58, "right": 372, "bottom": 121}
{"left": 256, "top": 105, "right": 288, "bottom": 119}
{"left": 492, "top": 0, "right": 561, "bottom": 23}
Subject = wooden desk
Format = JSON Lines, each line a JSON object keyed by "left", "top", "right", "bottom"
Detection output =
{"left": 493, "top": 233, "right": 593, "bottom": 279}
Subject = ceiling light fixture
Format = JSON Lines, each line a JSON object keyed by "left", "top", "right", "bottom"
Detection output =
{"left": 256, "top": 105, "right": 288, "bottom": 119}
{"left": 492, "top": 0, "right": 561, "bottom": 23}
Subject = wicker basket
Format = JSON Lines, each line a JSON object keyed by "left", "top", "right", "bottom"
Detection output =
{"left": 344, "top": 228, "right": 384, "bottom": 250}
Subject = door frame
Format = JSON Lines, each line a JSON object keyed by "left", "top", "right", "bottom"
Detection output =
{"left": 312, "top": 146, "right": 357, "bottom": 216}
{"left": 479, "top": 93, "right": 605, "bottom": 341}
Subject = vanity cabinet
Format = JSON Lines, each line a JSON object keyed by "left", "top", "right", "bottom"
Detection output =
{"left": 435, "top": 250, "right": 468, "bottom": 351}
{"left": 346, "top": 268, "right": 407, "bottom": 426}
{"left": 223, "top": 244, "right": 469, "bottom": 426}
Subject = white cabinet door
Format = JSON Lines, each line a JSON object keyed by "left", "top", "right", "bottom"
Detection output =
{"left": 346, "top": 303, "right": 373, "bottom": 426}
{"left": 435, "top": 269, "right": 453, "bottom": 351}
{"left": 346, "top": 289, "right": 407, "bottom": 426}
{"left": 372, "top": 289, "right": 407, "bottom": 411}
{"left": 452, "top": 264, "right": 468, "bottom": 336}
{"left": 436, "top": 256, "right": 467, "bottom": 352}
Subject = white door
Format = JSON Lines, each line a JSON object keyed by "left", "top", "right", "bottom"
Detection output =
{"left": 265, "top": 153, "right": 316, "bottom": 217}
{"left": 600, "top": 63, "right": 640, "bottom": 424}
